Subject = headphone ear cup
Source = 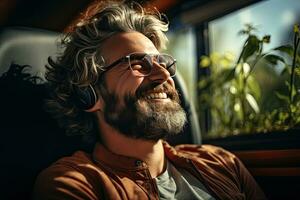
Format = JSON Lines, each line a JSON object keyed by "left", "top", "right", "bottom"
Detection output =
{"left": 73, "top": 85, "right": 98, "bottom": 110}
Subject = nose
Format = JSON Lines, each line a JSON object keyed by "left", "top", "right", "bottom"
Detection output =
{"left": 146, "top": 61, "right": 175, "bottom": 87}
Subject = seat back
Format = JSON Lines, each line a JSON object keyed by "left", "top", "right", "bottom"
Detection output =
{"left": 0, "top": 27, "right": 201, "bottom": 200}
{"left": 0, "top": 27, "right": 59, "bottom": 77}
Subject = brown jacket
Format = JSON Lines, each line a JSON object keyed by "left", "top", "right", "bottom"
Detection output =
{"left": 33, "top": 142, "right": 266, "bottom": 200}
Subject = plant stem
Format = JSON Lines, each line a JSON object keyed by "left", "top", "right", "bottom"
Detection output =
{"left": 289, "top": 33, "right": 300, "bottom": 104}
{"left": 245, "top": 42, "right": 264, "bottom": 81}
{"left": 236, "top": 37, "right": 249, "bottom": 64}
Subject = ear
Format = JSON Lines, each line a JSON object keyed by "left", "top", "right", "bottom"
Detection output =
{"left": 85, "top": 98, "right": 104, "bottom": 112}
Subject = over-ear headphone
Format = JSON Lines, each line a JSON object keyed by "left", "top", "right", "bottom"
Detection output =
{"left": 73, "top": 85, "right": 98, "bottom": 110}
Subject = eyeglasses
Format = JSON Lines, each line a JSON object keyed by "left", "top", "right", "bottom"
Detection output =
{"left": 104, "top": 52, "right": 177, "bottom": 77}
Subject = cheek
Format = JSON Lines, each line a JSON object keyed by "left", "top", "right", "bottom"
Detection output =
{"left": 168, "top": 78, "right": 175, "bottom": 88}
{"left": 113, "top": 70, "right": 144, "bottom": 98}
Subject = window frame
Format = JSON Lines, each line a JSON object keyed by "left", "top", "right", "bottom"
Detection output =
{"left": 168, "top": 0, "right": 300, "bottom": 150}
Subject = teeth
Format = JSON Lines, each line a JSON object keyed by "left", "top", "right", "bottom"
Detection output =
{"left": 145, "top": 92, "right": 167, "bottom": 99}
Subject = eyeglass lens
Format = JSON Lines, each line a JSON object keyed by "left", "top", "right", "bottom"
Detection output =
{"left": 128, "top": 53, "right": 176, "bottom": 77}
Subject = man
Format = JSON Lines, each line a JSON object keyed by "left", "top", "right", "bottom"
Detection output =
{"left": 33, "top": 1, "right": 266, "bottom": 200}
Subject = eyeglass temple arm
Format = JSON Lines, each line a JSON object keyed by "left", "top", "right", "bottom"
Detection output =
{"left": 104, "top": 56, "right": 129, "bottom": 72}
{"left": 167, "top": 59, "right": 177, "bottom": 69}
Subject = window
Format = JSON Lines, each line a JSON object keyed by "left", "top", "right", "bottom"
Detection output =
{"left": 165, "top": 27, "right": 197, "bottom": 104}
{"left": 165, "top": 2, "right": 300, "bottom": 198}
{"left": 209, "top": 0, "right": 300, "bottom": 55}
{"left": 167, "top": 0, "right": 300, "bottom": 141}
{"left": 204, "top": 0, "right": 300, "bottom": 139}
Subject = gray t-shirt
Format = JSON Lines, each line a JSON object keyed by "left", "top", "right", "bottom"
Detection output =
{"left": 155, "top": 160, "right": 215, "bottom": 200}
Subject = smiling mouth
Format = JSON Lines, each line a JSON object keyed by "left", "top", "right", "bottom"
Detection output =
{"left": 138, "top": 84, "right": 174, "bottom": 101}
{"left": 144, "top": 92, "right": 168, "bottom": 100}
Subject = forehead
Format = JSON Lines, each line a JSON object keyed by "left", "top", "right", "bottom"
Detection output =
{"left": 101, "top": 32, "right": 159, "bottom": 64}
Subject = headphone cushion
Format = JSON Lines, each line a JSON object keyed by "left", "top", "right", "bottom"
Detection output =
{"left": 73, "top": 85, "right": 98, "bottom": 110}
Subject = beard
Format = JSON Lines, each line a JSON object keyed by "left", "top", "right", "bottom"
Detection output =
{"left": 99, "top": 82, "right": 187, "bottom": 141}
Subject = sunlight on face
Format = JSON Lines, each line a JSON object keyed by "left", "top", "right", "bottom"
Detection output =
{"left": 98, "top": 32, "right": 186, "bottom": 140}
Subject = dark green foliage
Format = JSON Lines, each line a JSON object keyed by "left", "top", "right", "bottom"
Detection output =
{"left": 199, "top": 24, "right": 300, "bottom": 138}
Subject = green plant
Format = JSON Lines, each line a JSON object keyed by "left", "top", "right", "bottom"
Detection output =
{"left": 198, "top": 24, "right": 300, "bottom": 138}
{"left": 263, "top": 24, "right": 300, "bottom": 129}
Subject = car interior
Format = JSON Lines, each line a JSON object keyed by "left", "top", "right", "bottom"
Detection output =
{"left": 0, "top": 0, "right": 299, "bottom": 200}
{"left": 0, "top": 26, "right": 201, "bottom": 199}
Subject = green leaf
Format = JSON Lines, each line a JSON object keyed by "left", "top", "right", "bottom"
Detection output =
{"left": 295, "top": 68, "right": 300, "bottom": 76}
{"left": 290, "top": 104, "right": 297, "bottom": 113}
{"left": 222, "top": 68, "right": 235, "bottom": 83}
{"left": 238, "top": 30, "right": 248, "bottom": 35}
{"left": 264, "top": 54, "right": 285, "bottom": 65}
{"left": 242, "top": 35, "right": 260, "bottom": 62}
{"left": 285, "top": 80, "right": 291, "bottom": 90}
{"left": 198, "top": 78, "right": 211, "bottom": 90}
{"left": 199, "top": 56, "right": 211, "bottom": 68}
{"left": 238, "top": 24, "right": 257, "bottom": 35}
{"left": 279, "top": 112, "right": 289, "bottom": 121}
{"left": 234, "top": 101, "right": 243, "bottom": 120}
{"left": 244, "top": 23, "right": 258, "bottom": 33}
{"left": 275, "top": 92, "right": 290, "bottom": 103}
{"left": 262, "top": 35, "right": 271, "bottom": 43}
{"left": 296, "top": 54, "right": 300, "bottom": 63}
{"left": 246, "top": 93, "right": 260, "bottom": 113}
{"left": 246, "top": 76, "right": 261, "bottom": 99}
{"left": 294, "top": 24, "right": 300, "bottom": 34}
{"left": 274, "top": 45, "right": 294, "bottom": 57}
{"left": 281, "top": 64, "right": 292, "bottom": 75}
{"left": 291, "top": 85, "right": 297, "bottom": 99}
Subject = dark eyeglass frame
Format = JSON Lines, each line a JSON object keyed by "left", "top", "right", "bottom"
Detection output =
{"left": 103, "top": 52, "right": 177, "bottom": 77}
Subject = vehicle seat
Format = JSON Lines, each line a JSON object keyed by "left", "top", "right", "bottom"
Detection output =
{"left": 0, "top": 27, "right": 201, "bottom": 200}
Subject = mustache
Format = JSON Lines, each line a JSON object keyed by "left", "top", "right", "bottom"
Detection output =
{"left": 135, "top": 82, "right": 179, "bottom": 101}
{"left": 135, "top": 82, "right": 161, "bottom": 97}
{"left": 99, "top": 80, "right": 180, "bottom": 109}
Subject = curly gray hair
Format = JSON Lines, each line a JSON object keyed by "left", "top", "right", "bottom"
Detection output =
{"left": 45, "top": 1, "right": 169, "bottom": 136}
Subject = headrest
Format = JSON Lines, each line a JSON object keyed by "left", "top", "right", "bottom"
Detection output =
{"left": 0, "top": 26, "right": 201, "bottom": 145}
{"left": 0, "top": 27, "right": 61, "bottom": 79}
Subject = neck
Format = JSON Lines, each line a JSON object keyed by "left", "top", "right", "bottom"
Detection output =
{"left": 96, "top": 112, "right": 166, "bottom": 178}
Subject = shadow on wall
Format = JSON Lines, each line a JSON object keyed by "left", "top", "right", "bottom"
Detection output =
{"left": 0, "top": 64, "right": 88, "bottom": 200}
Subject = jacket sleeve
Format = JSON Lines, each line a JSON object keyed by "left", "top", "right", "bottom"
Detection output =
{"left": 222, "top": 148, "right": 267, "bottom": 200}
{"left": 175, "top": 143, "right": 268, "bottom": 200}
{"left": 33, "top": 164, "right": 100, "bottom": 200}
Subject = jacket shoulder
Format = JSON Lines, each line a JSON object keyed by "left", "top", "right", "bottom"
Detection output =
{"left": 33, "top": 151, "right": 101, "bottom": 200}
{"left": 174, "top": 143, "right": 237, "bottom": 162}
{"left": 172, "top": 144, "right": 267, "bottom": 200}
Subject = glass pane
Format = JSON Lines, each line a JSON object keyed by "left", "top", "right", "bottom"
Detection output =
{"left": 165, "top": 27, "right": 197, "bottom": 104}
{"left": 209, "top": 0, "right": 300, "bottom": 55}
{"left": 204, "top": 0, "right": 300, "bottom": 138}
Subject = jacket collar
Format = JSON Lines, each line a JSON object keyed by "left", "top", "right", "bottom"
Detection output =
{"left": 92, "top": 141, "right": 191, "bottom": 172}
{"left": 92, "top": 142, "right": 148, "bottom": 171}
